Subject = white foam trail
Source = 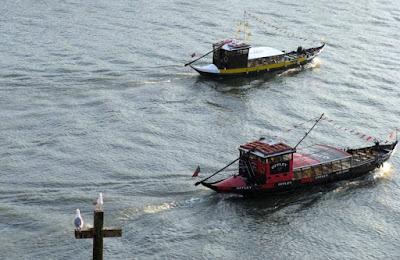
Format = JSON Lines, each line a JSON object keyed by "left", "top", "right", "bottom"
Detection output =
{"left": 119, "top": 197, "right": 204, "bottom": 221}
{"left": 373, "top": 162, "right": 393, "bottom": 179}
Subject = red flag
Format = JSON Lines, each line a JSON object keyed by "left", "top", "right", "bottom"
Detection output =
{"left": 366, "top": 136, "right": 372, "bottom": 141}
{"left": 192, "top": 166, "right": 200, "bottom": 177}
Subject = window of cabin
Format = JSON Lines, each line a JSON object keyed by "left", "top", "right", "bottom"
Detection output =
{"left": 257, "top": 157, "right": 266, "bottom": 164}
{"left": 283, "top": 154, "right": 292, "bottom": 161}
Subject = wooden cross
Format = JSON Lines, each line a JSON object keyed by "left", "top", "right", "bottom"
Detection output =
{"left": 75, "top": 209, "right": 122, "bottom": 260}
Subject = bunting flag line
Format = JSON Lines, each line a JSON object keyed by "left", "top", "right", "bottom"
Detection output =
{"left": 286, "top": 116, "right": 320, "bottom": 132}
{"left": 272, "top": 116, "right": 320, "bottom": 139}
{"left": 321, "top": 116, "right": 397, "bottom": 144}
{"left": 192, "top": 166, "right": 201, "bottom": 177}
{"left": 280, "top": 115, "right": 397, "bottom": 145}
{"left": 246, "top": 12, "right": 325, "bottom": 45}
{"left": 321, "top": 116, "right": 379, "bottom": 143}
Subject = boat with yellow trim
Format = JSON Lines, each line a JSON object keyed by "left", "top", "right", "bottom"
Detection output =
{"left": 189, "top": 38, "right": 324, "bottom": 78}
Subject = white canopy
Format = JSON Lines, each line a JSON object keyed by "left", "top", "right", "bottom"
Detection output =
{"left": 248, "top": 47, "right": 284, "bottom": 60}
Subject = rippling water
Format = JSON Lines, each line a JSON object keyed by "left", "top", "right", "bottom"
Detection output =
{"left": 1, "top": 0, "right": 400, "bottom": 259}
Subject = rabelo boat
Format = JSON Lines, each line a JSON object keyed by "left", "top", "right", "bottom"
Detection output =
{"left": 188, "top": 39, "right": 324, "bottom": 78}
{"left": 194, "top": 118, "right": 397, "bottom": 196}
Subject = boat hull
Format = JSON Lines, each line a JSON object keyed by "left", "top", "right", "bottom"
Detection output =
{"left": 192, "top": 59, "right": 312, "bottom": 78}
{"left": 201, "top": 141, "right": 397, "bottom": 196}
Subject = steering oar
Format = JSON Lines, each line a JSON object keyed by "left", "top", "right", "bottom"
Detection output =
{"left": 195, "top": 157, "right": 239, "bottom": 186}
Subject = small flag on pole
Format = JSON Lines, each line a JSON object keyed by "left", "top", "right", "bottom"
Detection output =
{"left": 192, "top": 166, "right": 200, "bottom": 177}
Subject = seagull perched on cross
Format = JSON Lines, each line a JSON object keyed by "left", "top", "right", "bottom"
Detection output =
{"left": 74, "top": 209, "right": 83, "bottom": 232}
{"left": 92, "top": 193, "right": 104, "bottom": 209}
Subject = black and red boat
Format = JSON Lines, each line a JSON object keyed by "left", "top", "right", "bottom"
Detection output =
{"left": 195, "top": 118, "right": 397, "bottom": 196}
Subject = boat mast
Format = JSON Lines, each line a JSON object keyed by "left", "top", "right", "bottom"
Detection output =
{"left": 244, "top": 11, "right": 247, "bottom": 43}
{"left": 293, "top": 113, "right": 324, "bottom": 149}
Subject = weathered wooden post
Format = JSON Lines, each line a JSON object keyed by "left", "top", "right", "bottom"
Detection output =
{"left": 75, "top": 209, "right": 122, "bottom": 260}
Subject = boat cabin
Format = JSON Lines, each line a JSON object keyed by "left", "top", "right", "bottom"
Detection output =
{"left": 212, "top": 39, "right": 289, "bottom": 70}
{"left": 213, "top": 39, "right": 250, "bottom": 69}
{"left": 239, "top": 138, "right": 296, "bottom": 185}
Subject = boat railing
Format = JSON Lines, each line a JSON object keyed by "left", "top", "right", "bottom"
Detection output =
{"left": 351, "top": 157, "right": 375, "bottom": 167}
{"left": 293, "top": 158, "right": 351, "bottom": 180}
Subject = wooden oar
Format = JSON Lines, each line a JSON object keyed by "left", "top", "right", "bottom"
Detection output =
{"left": 194, "top": 157, "right": 239, "bottom": 186}
{"left": 184, "top": 46, "right": 221, "bottom": 67}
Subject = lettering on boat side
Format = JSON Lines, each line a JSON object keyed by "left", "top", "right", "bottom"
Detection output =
{"left": 315, "top": 174, "right": 328, "bottom": 179}
{"left": 277, "top": 181, "right": 292, "bottom": 186}
{"left": 335, "top": 169, "right": 350, "bottom": 175}
{"left": 270, "top": 161, "right": 290, "bottom": 175}
{"left": 236, "top": 186, "right": 253, "bottom": 190}
{"left": 271, "top": 162, "right": 288, "bottom": 170}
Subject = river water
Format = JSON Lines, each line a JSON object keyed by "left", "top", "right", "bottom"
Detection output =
{"left": 1, "top": 0, "right": 400, "bottom": 259}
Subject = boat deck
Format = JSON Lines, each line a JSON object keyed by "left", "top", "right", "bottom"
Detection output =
{"left": 349, "top": 148, "right": 378, "bottom": 166}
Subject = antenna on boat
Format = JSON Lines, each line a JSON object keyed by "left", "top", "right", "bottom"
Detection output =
{"left": 293, "top": 113, "right": 325, "bottom": 150}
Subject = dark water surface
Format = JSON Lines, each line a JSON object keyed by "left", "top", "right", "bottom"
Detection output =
{"left": 1, "top": 0, "right": 400, "bottom": 259}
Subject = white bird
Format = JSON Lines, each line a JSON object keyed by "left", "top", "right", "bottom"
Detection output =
{"left": 92, "top": 193, "right": 103, "bottom": 209}
{"left": 74, "top": 209, "right": 84, "bottom": 232}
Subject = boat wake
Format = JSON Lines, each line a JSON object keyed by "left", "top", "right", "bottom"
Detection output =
{"left": 330, "top": 163, "right": 394, "bottom": 194}
{"left": 118, "top": 197, "right": 204, "bottom": 221}
{"left": 373, "top": 162, "right": 394, "bottom": 180}
{"left": 306, "top": 56, "right": 322, "bottom": 70}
